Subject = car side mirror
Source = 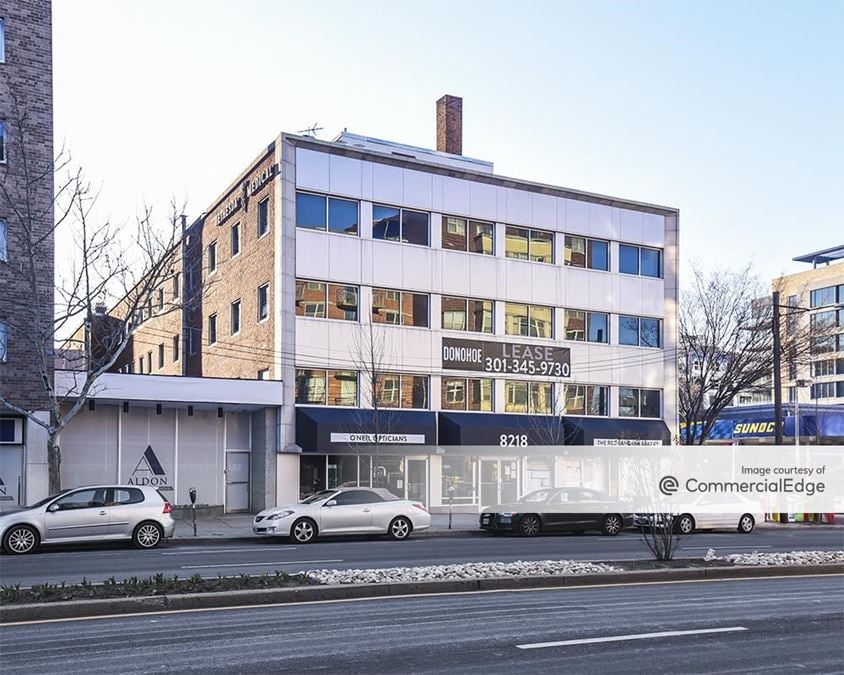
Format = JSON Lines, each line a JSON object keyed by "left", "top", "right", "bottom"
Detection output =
{"left": 47, "top": 503, "right": 60, "bottom": 513}
{"left": 324, "top": 500, "right": 337, "bottom": 507}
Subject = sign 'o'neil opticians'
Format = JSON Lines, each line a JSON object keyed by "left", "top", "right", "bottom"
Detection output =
{"left": 442, "top": 337, "right": 571, "bottom": 377}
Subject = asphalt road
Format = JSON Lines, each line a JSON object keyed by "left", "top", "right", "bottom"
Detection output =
{"left": 2, "top": 576, "right": 842, "bottom": 674}
{"left": 0, "top": 527, "right": 841, "bottom": 587}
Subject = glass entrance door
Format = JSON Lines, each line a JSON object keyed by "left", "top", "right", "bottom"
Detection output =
{"left": 406, "top": 458, "right": 427, "bottom": 505}
{"left": 480, "top": 459, "right": 519, "bottom": 506}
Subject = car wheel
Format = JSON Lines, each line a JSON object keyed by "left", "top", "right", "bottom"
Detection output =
{"left": 290, "top": 518, "right": 317, "bottom": 544}
{"left": 2, "top": 525, "right": 40, "bottom": 555}
{"left": 675, "top": 514, "right": 695, "bottom": 535}
{"left": 132, "top": 522, "right": 164, "bottom": 549}
{"left": 738, "top": 514, "right": 755, "bottom": 534}
{"left": 519, "top": 514, "right": 541, "bottom": 537}
{"left": 601, "top": 514, "right": 623, "bottom": 536}
{"left": 388, "top": 516, "right": 412, "bottom": 540}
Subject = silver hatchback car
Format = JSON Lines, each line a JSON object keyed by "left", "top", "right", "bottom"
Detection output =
{"left": 0, "top": 485, "right": 176, "bottom": 554}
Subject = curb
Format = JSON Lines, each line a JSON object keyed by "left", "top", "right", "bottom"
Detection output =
{"left": 169, "top": 529, "right": 483, "bottom": 545}
{"left": 2, "top": 563, "right": 841, "bottom": 624}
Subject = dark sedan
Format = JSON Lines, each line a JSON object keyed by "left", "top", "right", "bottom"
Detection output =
{"left": 479, "top": 487, "right": 633, "bottom": 536}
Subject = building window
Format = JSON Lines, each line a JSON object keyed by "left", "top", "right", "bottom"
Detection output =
{"left": 441, "top": 296, "right": 494, "bottom": 333}
{"left": 373, "top": 204, "right": 429, "bottom": 246}
{"left": 138, "top": 355, "right": 144, "bottom": 373}
{"left": 619, "top": 387, "right": 661, "bottom": 418}
{"left": 810, "top": 310, "right": 838, "bottom": 331}
{"left": 157, "top": 287, "right": 164, "bottom": 312}
{"left": 208, "top": 314, "right": 217, "bottom": 344}
{"left": 158, "top": 343, "right": 165, "bottom": 369}
{"left": 619, "top": 244, "right": 662, "bottom": 278}
{"left": 811, "top": 334, "right": 836, "bottom": 355}
{"left": 295, "top": 192, "right": 359, "bottom": 235}
{"left": 504, "top": 302, "right": 553, "bottom": 338}
{"left": 0, "top": 120, "right": 6, "bottom": 164}
{"left": 295, "top": 369, "right": 358, "bottom": 406}
{"left": 207, "top": 241, "right": 217, "bottom": 274}
{"left": 295, "top": 279, "right": 359, "bottom": 321}
{"left": 442, "top": 377, "right": 493, "bottom": 411}
{"left": 231, "top": 300, "right": 241, "bottom": 335}
{"left": 0, "top": 320, "right": 7, "bottom": 362}
{"left": 375, "top": 373, "right": 429, "bottom": 409}
{"left": 372, "top": 288, "right": 429, "bottom": 327}
{"left": 564, "top": 310, "right": 608, "bottom": 343}
{"left": 257, "top": 369, "right": 269, "bottom": 380}
{"left": 0, "top": 18, "right": 5, "bottom": 63}
{"left": 172, "top": 335, "right": 180, "bottom": 362}
{"left": 147, "top": 351, "right": 152, "bottom": 373}
{"left": 173, "top": 272, "right": 180, "bottom": 299}
{"left": 258, "top": 198, "right": 269, "bottom": 237}
{"left": 810, "top": 381, "right": 837, "bottom": 400}
{"left": 0, "top": 219, "right": 7, "bottom": 262}
{"left": 619, "top": 315, "right": 662, "bottom": 347}
{"left": 564, "top": 236, "right": 609, "bottom": 271}
{"left": 257, "top": 284, "right": 269, "bottom": 322}
{"left": 564, "top": 384, "right": 609, "bottom": 416}
{"left": 504, "top": 381, "right": 553, "bottom": 414}
{"left": 442, "top": 216, "right": 494, "bottom": 255}
{"left": 809, "top": 286, "right": 836, "bottom": 309}
{"left": 189, "top": 327, "right": 199, "bottom": 355}
{"left": 505, "top": 226, "right": 553, "bottom": 263}
{"left": 231, "top": 222, "right": 240, "bottom": 257}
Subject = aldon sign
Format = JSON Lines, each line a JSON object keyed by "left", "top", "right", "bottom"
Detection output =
{"left": 442, "top": 337, "right": 571, "bottom": 377}
{"left": 215, "top": 164, "right": 277, "bottom": 226}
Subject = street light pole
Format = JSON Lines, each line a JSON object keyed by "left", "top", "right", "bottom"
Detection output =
{"left": 772, "top": 291, "right": 784, "bottom": 445}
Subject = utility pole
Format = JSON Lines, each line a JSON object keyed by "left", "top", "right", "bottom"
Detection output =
{"left": 772, "top": 291, "right": 784, "bottom": 445}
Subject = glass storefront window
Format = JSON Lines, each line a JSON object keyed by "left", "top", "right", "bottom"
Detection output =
{"left": 327, "top": 455, "right": 359, "bottom": 488}
{"left": 300, "top": 455, "right": 326, "bottom": 499}
{"left": 442, "top": 456, "right": 476, "bottom": 503}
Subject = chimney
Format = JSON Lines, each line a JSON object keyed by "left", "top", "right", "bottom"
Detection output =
{"left": 436, "top": 95, "right": 462, "bottom": 155}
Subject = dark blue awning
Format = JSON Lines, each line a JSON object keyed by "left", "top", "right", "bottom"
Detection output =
{"left": 437, "top": 412, "right": 669, "bottom": 446}
{"left": 295, "top": 407, "right": 437, "bottom": 454}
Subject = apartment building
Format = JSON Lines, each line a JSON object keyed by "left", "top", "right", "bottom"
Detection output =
{"left": 0, "top": 1, "right": 53, "bottom": 509}
{"left": 779, "top": 247, "right": 844, "bottom": 406}
{"left": 94, "top": 95, "right": 679, "bottom": 511}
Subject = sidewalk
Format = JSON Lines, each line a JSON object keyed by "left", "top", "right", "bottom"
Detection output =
{"left": 172, "top": 512, "right": 481, "bottom": 540}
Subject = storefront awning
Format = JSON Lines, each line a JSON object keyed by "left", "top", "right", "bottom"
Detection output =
{"left": 438, "top": 412, "right": 670, "bottom": 447}
{"left": 295, "top": 407, "right": 437, "bottom": 454}
{"left": 563, "top": 416, "right": 671, "bottom": 445}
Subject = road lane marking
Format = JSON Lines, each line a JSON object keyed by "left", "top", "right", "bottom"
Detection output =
{"left": 180, "top": 559, "right": 343, "bottom": 569}
{"left": 162, "top": 547, "right": 297, "bottom": 555}
{"left": 516, "top": 626, "right": 748, "bottom": 649}
{"left": 680, "top": 545, "right": 773, "bottom": 551}
{"left": 2, "top": 575, "right": 840, "bottom": 627}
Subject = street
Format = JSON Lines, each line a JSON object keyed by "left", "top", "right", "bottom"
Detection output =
{"left": 0, "top": 527, "right": 841, "bottom": 587}
{"left": 1, "top": 575, "right": 842, "bottom": 674}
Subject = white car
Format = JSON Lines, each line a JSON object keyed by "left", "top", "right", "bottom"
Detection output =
{"left": 253, "top": 487, "right": 431, "bottom": 543}
{"left": 0, "top": 485, "right": 176, "bottom": 554}
{"left": 635, "top": 492, "right": 765, "bottom": 534}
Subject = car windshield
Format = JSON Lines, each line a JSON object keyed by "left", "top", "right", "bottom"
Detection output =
{"left": 25, "top": 490, "right": 71, "bottom": 509}
{"left": 300, "top": 490, "right": 336, "bottom": 504}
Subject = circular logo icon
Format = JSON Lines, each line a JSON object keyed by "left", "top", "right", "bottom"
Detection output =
{"left": 659, "top": 475, "right": 679, "bottom": 496}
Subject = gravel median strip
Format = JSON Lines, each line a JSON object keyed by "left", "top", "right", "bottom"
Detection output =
{"left": 304, "top": 560, "right": 621, "bottom": 585}
{"left": 704, "top": 549, "right": 844, "bottom": 566}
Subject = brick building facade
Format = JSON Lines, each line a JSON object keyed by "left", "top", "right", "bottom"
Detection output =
{"left": 0, "top": 0, "right": 54, "bottom": 507}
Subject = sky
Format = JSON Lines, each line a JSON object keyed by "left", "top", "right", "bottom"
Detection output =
{"left": 52, "top": 0, "right": 843, "bottom": 283}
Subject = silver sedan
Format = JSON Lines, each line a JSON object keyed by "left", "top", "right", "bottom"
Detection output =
{"left": 253, "top": 487, "right": 431, "bottom": 543}
{"left": 0, "top": 485, "right": 176, "bottom": 554}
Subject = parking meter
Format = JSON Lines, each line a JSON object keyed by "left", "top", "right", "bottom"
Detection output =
{"left": 189, "top": 487, "right": 197, "bottom": 536}
{"left": 448, "top": 484, "right": 456, "bottom": 530}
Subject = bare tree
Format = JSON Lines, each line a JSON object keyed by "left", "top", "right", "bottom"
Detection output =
{"left": 0, "top": 88, "right": 198, "bottom": 493}
{"left": 350, "top": 316, "right": 394, "bottom": 488}
{"left": 678, "top": 264, "right": 816, "bottom": 445}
